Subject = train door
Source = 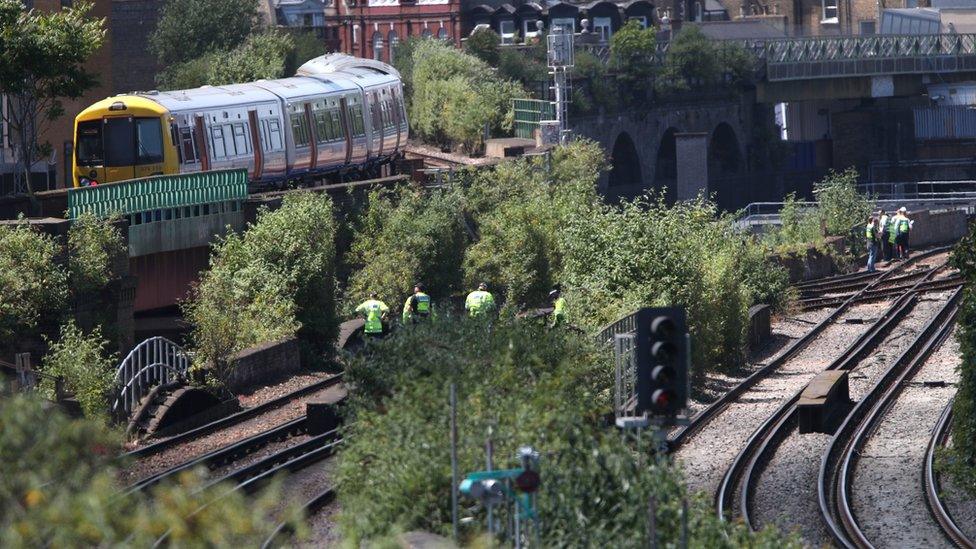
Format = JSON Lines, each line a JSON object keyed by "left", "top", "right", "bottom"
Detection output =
{"left": 367, "top": 89, "right": 383, "bottom": 158}
{"left": 102, "top": 116, "right": 135, "bottom": 182}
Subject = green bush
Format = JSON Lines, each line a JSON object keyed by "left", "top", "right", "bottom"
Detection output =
{"left": 942, "top": 223, "right": 976, "bottom": 494}
{"left": 40, "top": 321, "right": 116, "bottom": 420}
{"left": 461, "top": 140, "right": 606, "bottom": 310}
{"left": 67, "top": 213, "right": 125, "bottom": 296}
{"left": 496, "top": 45, "right": 547, "bottom": 91}
{"left": 0, "top": 393, "right": 302, "bottom": 546}
{"left": 560, "top": 194, "right": 788, "bottom": 375}
{"left": 572, "top": 50, "right": 618, "bottom": 115}
{"left": 609, "top": 19, "right": 656, "bottom": 105}
{"left": 409, "top": 40, "right": 524, "bottom": 152}
{"left": 0, "top": 221, "right": 68, "bottom": 348}
{"left": 655, "top": 25, "right": 752, "bottom": 94}
{"left": 208, "top": 30, "right": 295, "bottom": 86}
{"left": 149, "top": 0, "right": 259, "bottom": 65}
{"left": 185, "top": 192, "right": 338, "bottom": 377}
{"left": 337, "top": 318, "right": 800, "bottom": 547}
{"left": 464, "top": 27, "right": 500, "bottom": 66}
{"left": 345, "top": 187, "right": 469, "bottom": 313}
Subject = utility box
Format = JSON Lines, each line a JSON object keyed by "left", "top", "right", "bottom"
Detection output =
{"left": 306, "top": 386, "right": 348, "bottom": 435}
{"left": 798, "top": 370, "right": 851, "bottom": 434}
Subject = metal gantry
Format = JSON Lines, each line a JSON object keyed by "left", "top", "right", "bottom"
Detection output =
{"left": 112, "top": 336, "right": 191, "bottom": 416}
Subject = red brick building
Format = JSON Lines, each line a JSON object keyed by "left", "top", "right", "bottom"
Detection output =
{"left": 273, "top": 0, "right": 462, "bottom": 63}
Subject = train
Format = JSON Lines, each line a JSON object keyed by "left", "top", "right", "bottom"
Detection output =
{"left": 72, "top": 54, "right": 408, "bottom": 188}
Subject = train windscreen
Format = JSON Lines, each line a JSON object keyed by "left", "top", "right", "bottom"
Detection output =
{"left": 104, "top": 117, "right": 135, "bottom": 167}
{"left": 75, "top": 121, "right": 103, "bottom": 167}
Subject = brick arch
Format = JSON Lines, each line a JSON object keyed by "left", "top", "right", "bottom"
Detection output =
{"left": 608, "top": 132, "right": 643, "bottom": 189}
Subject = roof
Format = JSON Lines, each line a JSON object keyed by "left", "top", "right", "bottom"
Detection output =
{"left": 297, "top": 54, "right": 401, "bottom": 80}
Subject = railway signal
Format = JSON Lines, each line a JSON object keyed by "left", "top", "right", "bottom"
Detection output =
{"left": 636, "top": 307, "right": 689, "bottom": 418}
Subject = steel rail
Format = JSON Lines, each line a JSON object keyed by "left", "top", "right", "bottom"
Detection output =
{"left": 799, "top": 275, "right": 963, "bottom": 311}
{"left": 121, "top": 372, "right": 343, "bottom": 460}
{"left": 925, "top": 400, "right": 976, "bottom": 549}
{"left": 794, "top": 270, "right": 882, "bottom": 292}
{"left": 822, "top": 287, "right": 961, "bottom": 549}
{"left": 668, "top": 246, "right": 950, "bottom": 452}
{"left": 799, "top": 266, "right": 940, "bottom": 298}
{"left": 716, "top": 256, "right": 947, "bottom": 523}
{"left": 152, "top": 430, "right": 342, "bottom": 547}
{"left": 260, "top": 486, "right": 337, "bottom": 548}
{"left": 727, "top": 280, "right": 922, "bottom": 524}
{"left": 125, "top": 416, "right": 309, "bottom": 494}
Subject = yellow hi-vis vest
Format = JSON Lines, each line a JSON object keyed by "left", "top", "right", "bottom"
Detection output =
{"left": 402, "top": 292, "right": 431, "bottom": 323}
{"left": 355, "top": 299, "right": 389, "bottom": 334}
{"left": 551, "top": 297, "right": 567, "bottom": 326}
{"left": 465, "top": 290, "right": 495, "bottom": 317}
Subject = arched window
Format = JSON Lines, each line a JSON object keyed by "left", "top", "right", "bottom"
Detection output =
{"left": 422, "top": 28, "right": 433, "bottom": 38}
{"left": 372, "top": 31, "right": 384, "bottom": 61}
{"left": 387, "top": 30, "right": 399, "bottom": 62}
{"left": 438, "top": 27, "right": 448, "bottom": 40}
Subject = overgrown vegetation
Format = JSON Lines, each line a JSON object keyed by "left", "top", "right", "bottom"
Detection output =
{"left": 609, "top": 20, "right": 657, "bottom": 106}
{"left": 0, "top": 222, "right": 67, "bottom": 348}
{"left": 152, "top": 0, "right": 323, "bottom": 89}
{"left": 345, "top": 187, "right": 468, "bottom": 311}
{"left": 0, "top": 392, "right": 303, "bottom": 545}
{"left": 40, "top": 321, "right": 116, "bottom": 420}
{"left": 184, "top": 192, "right": 338, "bottom": 381}
{"left": 68, "top": 213, "right": 126, "bottom": 295}
{"left": 338, "top": 318, "right": 801, "bottom": 547}
{"left": 399, "top": 39, "right": 524, "bottom": 153}
{"left": 762, "top": 168, "right": 873, "bottom": 256}
{"left": 655, "top": 25, "right": 753, "bottom": 95}
{"left": 942, "top": 223, "right": 976, "bottom": 494}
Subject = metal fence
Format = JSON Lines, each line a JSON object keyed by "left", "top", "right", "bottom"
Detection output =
{"left": 913, "top": 106, "right": 976, "bottom": 140}
{"left": 513, "top": 98, "right": 555, "bottom": 139}
{"left": 67, "top": 169, "right": 248, "bottom": 219}
{"left": 112, "top": 336, "right": 191, "bottom": 417}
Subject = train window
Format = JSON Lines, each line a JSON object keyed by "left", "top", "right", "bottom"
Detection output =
{"left": 136, "top": 118, "right": 164, "bottom": 165}
{"left": 290, "top": 112, "right": 310, "bottom": 147}
{"left": 103, "top": 117, "right": 135, "bottom": 167}
{"left": 259, "top": 120, "right": 270, "bottom": 151}
{"left": 232, "top": 123, "right": 249, "bottom": 155}
{"left": 313, "top": 111, "right": 329, "bottom": 143}
{"left": 268, "top": 119, "right": 284, "bottom": 150}
{"left": 330, "top": 110, "right": 344, "bottom": 141}
{"left": 349, "top": 105, "right": 366, "bottom": 137}
{"left": 211, "top": 126, "right": 227, "bottom": 159}
{"left": 179, "top": 127, "right": 198, "bottom": 164}
{"left": 75, "top": 121, "right": 103, "bottom": 167}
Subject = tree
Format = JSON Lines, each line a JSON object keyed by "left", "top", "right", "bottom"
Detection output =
{"left": 464, "top": 28, "right": 500, "bottom": 66}
{"left": 208, "top": 31, "right": 295, "bottom": 86}
{"left": 41, "top": 321, "right": 116, "bottom": 420}
{"left": 149, "top": 0, "right": 259, "bottom": 66}
{"left": 655, "top": 25, "right": 753, "bottom": 94}
{"left": 0, "top": 393, "right": 302, "bottom": 545}
{"left": 0, "top": 0, "right": 104, "bottom": 198}
{"left": 609, "top": 19, "right": 656, "bottom": 103}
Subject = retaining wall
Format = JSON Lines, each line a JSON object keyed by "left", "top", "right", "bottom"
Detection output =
{"left": 225, "top": 337, "right": 301, "bottom": 393}
{"left": 904, "top": 208, "right": 968, "bottom": 248}
{"left": 772, "top": 235, "right": 847, "bottom": 283}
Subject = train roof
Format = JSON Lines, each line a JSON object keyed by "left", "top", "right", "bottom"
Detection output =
{"left": 138, "top": 83, "right": 282, "bottom": 113}
{"left": 297, "top": 54, "right": 401, "bottom": 80}
{"left": 250, "top": 76, "right": 358, "bottom": 100}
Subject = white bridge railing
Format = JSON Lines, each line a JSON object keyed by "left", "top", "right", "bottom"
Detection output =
{"left": 112, "top": 336, "right": 191, "bottom": 417}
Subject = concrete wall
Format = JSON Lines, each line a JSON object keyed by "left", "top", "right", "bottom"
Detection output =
{"left": 676, "top": 133, "right": 709, "bottom": 201}
{"left": 905, "top": 208, "right": 969, "bottom": 248}
{"left": 772, "top": 235, "right": 847, "bottom": 282}
{"left": 225, "top": 337, "right": 302, "bottom": 393}
{"left": 128, "top": 211, "right": 244, "bottom": 257}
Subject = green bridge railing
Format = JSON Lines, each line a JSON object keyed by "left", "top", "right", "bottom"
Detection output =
{"left": 513, "top": 99, "right": 555, "bottom": 139}
{"left": 67, "top": 169, "right": 248, "bottom": 219}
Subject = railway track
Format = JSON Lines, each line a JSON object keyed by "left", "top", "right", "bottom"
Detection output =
{"left": 713, "top": 257, "right": 959, "bottom": 532}
{"left": 669, "top": 247, "right": 951, "bottom": 462}
{"left": 820, "top": 288, "right": 962, "bottom": 549}
{"left": 926, "top": 402, "right": 976, "bottom": 549}
{"left": 261, "top": 476, "right": 337, "bottom": 548}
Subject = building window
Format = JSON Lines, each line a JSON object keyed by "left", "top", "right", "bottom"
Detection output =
{"left": 499, "top": 19, "right": 515, "bottom": 44}
{"left": 523, "top": 18, "right": 540, "bottom": 40}
{"left": 422, "top": 28, "right": 433, "bottom": 38}
{"left": 551, "top": 17, "right": 575, "bottom": 33}
{"left": 372, "top": 31, "right": 384, "bottom": 61}
{"left": 859, "top": 21, "right": 876, "bottom": 34}
{"left": 628, "top": 16, "right": 647, "bottom": 28}
{"left": 438, "top": 27, "right": 448, "bottom": 40}
{"left": 388, "top": 30, "right": 398, "bottom": 62}
{"left": 353, "top": 24, "right": 360, "bottom": 44}
{"left": 60, "top": 0, "right": 73, "bottom": 7}
{"left": 822, "top": 0, "right": 838, "bottom": 23}
{"left": 593, "top": 17, "right": 612, "bottom": 42}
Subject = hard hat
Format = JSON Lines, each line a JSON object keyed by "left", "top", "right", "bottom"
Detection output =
{"left": 478, "top": 282, "right": 488, "bottom": 290}
{"left": 898, "top": 206, "right": 907, "bottom": 213}
{"left": 549, "top": 289, "right": 559, "bottom": 298}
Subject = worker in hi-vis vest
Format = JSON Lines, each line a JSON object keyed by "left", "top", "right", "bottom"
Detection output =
{"left": 402, "top": 283, "right": 432, "bottom": 324}
{"left": 549, "top": 288, "right": 567, "bottom": 327}
{"left": 464, "top": 282, "right": 496, "bottom": 318}
{"left": 355, "top": 292, "right": 389, "bottom": 337}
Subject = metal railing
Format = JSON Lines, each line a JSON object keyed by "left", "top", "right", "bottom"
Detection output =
{"left": 67, "top": 169, "right": 248, "bottom": 219}
{"left": 736, "top": 193, "right": 976, "bottom": 229}
{"left": 112, "top": 336, "right": 191, "bottom": 417}
{"left": 513, "top": 98, "right": 555, "bottom": 139}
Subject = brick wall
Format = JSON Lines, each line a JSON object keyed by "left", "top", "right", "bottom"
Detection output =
{"left": 225, "top": 337, "right": 302, "bottom": 393}
{"left": 903, "top": 209, "right": 968, "bottom": 249}
{"left": 111, "top": 0, "right": 163, "bottom": 93}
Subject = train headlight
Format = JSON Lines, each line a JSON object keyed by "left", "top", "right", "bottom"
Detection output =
{"left": 88, "top": 170, "right": 97, "bottom": 179}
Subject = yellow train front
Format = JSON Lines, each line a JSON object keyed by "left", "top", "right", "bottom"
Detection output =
{"left": 71, "top": 54, "right": 409, "bottom": 188}
{"left": 73, "top": 96, "right": 177, "bottom": 186}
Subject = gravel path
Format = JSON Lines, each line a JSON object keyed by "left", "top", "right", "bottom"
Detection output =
{"left": 296, "top": 502, "right": 341, "bottom": 548}
{"left": 120, "top": 383, "right": 346, "bottom": 485}
{"left": 850, "top": 326, "right": 960, "bottom": 548}
{"left": 675, "top": 300, "right": 892, "bottom": 497}
{"left": 208, "top": 434, "right": 314, "bottom": 479}
{"left": 267, "top": 459, "right": 341, "bottom": 546}
{"left": 750, "top": 291, "right": 950, "bottom": 545}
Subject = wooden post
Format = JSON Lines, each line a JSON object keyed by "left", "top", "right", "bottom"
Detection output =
{"left": 14, "top": 353, "right": 33, "bottom": 391}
